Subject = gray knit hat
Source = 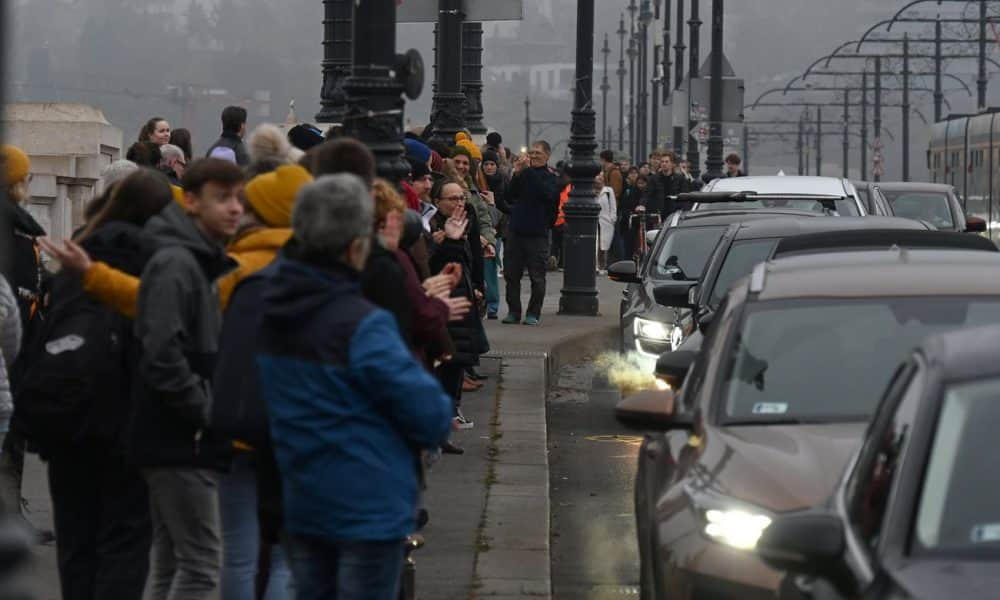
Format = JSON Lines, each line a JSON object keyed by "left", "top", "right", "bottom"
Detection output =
{"left": 99, "top": 159, "right": 139, "bottom": 193}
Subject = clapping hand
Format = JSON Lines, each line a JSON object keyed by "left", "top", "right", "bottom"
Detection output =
{"left": 38, "top": 237, "right": 93, "bottom": 273}
{"left": 444, "top": 205, "right": 468, "bottom": 240}
{"left": 422, "top": 274, "right": 453, "bottom": 298}
{"left": 443, "top": 296, "right": 472, "bottom": 321}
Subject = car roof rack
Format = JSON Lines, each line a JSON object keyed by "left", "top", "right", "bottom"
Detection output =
{"left": 773, "top": 229, "right": 997, "bottom": 257}
{"left": 676, "top": 191, "right": 845, "bottom": 204}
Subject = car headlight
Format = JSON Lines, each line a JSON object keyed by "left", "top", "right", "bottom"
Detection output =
{"left": 703, "top": 509, "right": 772, "bottom": 550}
{"left": 669, "top": 324, "right": 685, "bottom": 351}
{"left": 634, "top": 317, "right": 669, "bottom": 341}
{"left": 688, "top": 488, "right": 773, "bottom": 550}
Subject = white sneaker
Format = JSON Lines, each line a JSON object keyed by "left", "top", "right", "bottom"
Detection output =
{"left": 453, "top": 412, "right": 475, "bottom": 430}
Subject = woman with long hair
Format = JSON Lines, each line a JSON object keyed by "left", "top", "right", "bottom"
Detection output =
{"left": 169, "top": 128, "right": 194, "bottom": 162}
{"left": 138, "top": 117, "right": 171, "bottom": 146}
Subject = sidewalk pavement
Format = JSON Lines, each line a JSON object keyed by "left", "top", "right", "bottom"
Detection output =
{"left": 17, "top": 271, "right": 624, "bottom": 600}
{"left": 418, "top": 271, "right": 621, "bottom": 599}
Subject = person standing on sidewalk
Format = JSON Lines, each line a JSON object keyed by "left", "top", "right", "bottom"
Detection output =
{"left": 206, "top": 106, "right": 250, "bottom": 166}
{"left": 256, "top": 174, "right": 452, "bottom": 600}
{"left": 477, "top": 150, "right": 508, "bottom": 320}
{"left": 501, "top": 141, "right": 560, "bottom": 326}
{"left": 130, "top": 158, "right": 244, "bottom": 600}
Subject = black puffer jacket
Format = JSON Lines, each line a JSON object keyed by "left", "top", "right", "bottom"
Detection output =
{"left": 2, "top": 202, "right": 46, "bottom": 332}
{"left": 428, "top": 208, "right": 485, "bottom": 367}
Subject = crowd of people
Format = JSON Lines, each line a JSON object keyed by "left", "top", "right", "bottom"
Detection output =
{"left": 0, "top": 102, "right": 749, "bottom": 598}
{"left": 0, "top": 104, "right": 588, "bottom": 600}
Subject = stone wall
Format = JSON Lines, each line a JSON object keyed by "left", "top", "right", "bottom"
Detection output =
{"left": 2, "top": 103, "right": 123, "bottom": 241}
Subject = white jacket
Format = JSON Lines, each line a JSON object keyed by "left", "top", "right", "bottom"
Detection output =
{"left": 0, "top": 277, "right": 20, "bottom": 434}
{"left": 597, "top": 186, "right": 617, "bottom": 252}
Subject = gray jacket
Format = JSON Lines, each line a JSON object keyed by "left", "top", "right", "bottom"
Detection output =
{"left": 127, "top": 202, "right": 235, "bottom": 469}
{"left": 0, "top": 276, "right": 21, "bottom": 432}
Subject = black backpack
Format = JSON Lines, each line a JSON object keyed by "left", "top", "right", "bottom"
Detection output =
{"left": 12, "top": 271, "right": 133, "bottom": 449}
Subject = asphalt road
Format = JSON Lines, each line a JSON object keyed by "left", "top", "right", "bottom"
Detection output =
{"left": 548, "top": 361, "right": 640, "bottom": 600}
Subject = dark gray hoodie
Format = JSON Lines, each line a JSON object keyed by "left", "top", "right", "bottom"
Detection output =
{"left": 127, "top": 202, "right": 235, "bottom": 469}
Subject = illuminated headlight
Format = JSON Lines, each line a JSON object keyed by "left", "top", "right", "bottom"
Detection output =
{"left": 703, "top": 509, "right": 773, "bottom": 550}
{"left": 654, "top": 377, "right": 671, "bottom": 391}
{"left": 634, "top": 317, "right": 669, "bottom": 341}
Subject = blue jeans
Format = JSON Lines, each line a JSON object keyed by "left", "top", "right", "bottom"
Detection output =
{"left": 219, "top": 454, "right": 293, "bottom": 600}
{"left": 485, "top": 238, "right": 502, "bottom": 316}
{"left": 283, "top": 535, "right": 404, "bottom": 600}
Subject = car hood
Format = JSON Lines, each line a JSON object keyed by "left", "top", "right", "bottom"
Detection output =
{"left": 895, "top": 560, "right": 1000, "bottom": 598}
{"left": 698, "top": 423, "right": 866, "bottom": 514}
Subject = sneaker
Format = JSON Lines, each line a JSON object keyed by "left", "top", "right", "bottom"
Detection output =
{"left": 454, "top": 412, "right": 475, "bottom": 430}
{"left": 487, "top": 313, "right": 498, "bottom": 320}
{"left": 523, "top": 315, "right": 540, "bottom": 326}
{"left": 502, "top": 314, "right": 521, "bottom": 325}
{"left": 441, "top": 441, "right": 465, "bottom": 455}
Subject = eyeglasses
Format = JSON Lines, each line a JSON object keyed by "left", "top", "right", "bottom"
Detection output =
{"left": 439, "top": 194, "right": 466, "bottom": 202}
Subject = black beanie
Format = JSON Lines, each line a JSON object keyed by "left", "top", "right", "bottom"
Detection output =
{"left": 482, "top": 149, "right": 500, "bottom": 165}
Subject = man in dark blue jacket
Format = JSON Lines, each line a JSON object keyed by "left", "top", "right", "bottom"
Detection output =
{"left": 255, "top": 173, "right": 453, "bottom": 600}
{"left": 500, "top": 140, "right": 560, "bottom": 326}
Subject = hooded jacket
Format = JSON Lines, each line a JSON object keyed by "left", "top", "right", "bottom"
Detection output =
{"left": 255, "top": 257, "right": 452, "bottom": 542}
{"left": 0, "top": 277, "right": 19, "bottom": 437}
{"left": 3, "top": 202, "right": 46, "bottom": 332}
{"left": 127, "top": 202, "right": 235, "bottom": 469}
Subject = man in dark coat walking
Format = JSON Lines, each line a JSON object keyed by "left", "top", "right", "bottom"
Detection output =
{"left": 206, "top": 106, "right": 250, "bottom": 166}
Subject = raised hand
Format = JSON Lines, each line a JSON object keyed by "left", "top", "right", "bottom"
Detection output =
{"left": 38, "top": 237, "right": 93, "bottom": 273}
{"left": 444, "top": 205, "right": 468, "bottom": 240}
{"left": 422, "top": 273, "right": 453, "bottom": 298}
{"left": 443, "top": 296, "right": 472, "bottom": 321}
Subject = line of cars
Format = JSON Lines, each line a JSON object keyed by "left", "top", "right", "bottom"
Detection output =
{"left": 608, "top": 174, "right": 1000, "bottom": 599}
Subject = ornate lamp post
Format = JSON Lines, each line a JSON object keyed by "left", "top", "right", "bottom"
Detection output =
{"left": 428, "top": 0, "right": 466, "bottom": 144}
{"left": 316, "top": 0, "right": 353, "bottom": 124}
{"left": 342, "top": 0, "right": 409, "bottom": 181}
{"left": 601, "top": 33, "right": 611, "bottom": 149}
{"left": 560, "top": 0, "right": 601, "bottom": 316}
{"left": 462, "top": 22, "right": 487, "bottom": 135}
{"left": 704, "top": 0, "right": 725, "bottom": 179}
{"left": 617, "top": 13, "right": 627, "bottom": 152}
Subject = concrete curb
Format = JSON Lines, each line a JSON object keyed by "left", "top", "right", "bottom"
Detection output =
{"left": 474, "top": 326, "right": 616, "bottom": 599}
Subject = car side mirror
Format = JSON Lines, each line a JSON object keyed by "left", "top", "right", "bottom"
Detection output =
{"left": 615, "top": 389, "right": 692, "bottom": 431}
{"left": 653, "top": 281, "right": 697, "bottom": 308}
{"left": 697, "top": 308, "right": 716, "bottom": 334}
{"left": 966, "top": 216, "right": 987, "bottom": 233}
{"left": 608, "top": 260, "right": 640, "bottom": 284}
{"left": 646, "top": 229, "right": 659, "bottom": 246}
{"left": 655, "top": 349, "right": 697, "bottom": 390}
{"left": 757, "top": 513, "right": 852, "bottom": 590}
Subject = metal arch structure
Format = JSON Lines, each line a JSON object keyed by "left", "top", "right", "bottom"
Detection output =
{"left": 803, "top": 69, "right": 973, "bottom": 98}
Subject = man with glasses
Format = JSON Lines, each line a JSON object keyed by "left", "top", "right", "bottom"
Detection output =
{"left": 499, "top": 141, "right": 560, "bottom": 326}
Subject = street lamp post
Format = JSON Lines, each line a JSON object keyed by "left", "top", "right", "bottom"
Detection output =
{"left": 524, "top": 96, "right": 530, "bottom": 150}
{"left": 674, "top": 0, "right": 686, "bottom": 90}
{"left": 663, "top": 2, "right": 672, "bottom": 101}
{"left": 843, "top": 89, "right": 850, "bottom": 178}
{"left": 639, "top": 0, "right": 653, "bottom": 161}
{"left": 704, "top": 0, "right": 725, "bottom": 179}
{"left": 601, "top": 33, "right": 611, "bottom": 149}
{"left": 815, "top": 105, "right": 822, "bottom": 176}
{"left": 628, "top": 0, "right": 638, "bottom": 159}
{"left": 979, "top": 0, "right": 988, "bottom": 111}
{"left": 686, "top": 0, "right": 702, "bottom": 180}
{"left": 861, "top": 71, "right": 868, "bottom": 180}
{"left": 316, "top": 0, "right": 353, "bottom": 124}
{"left": 560, "top": 0, "right": 601, "bottom": 316}
{"left": 651, "top": 44, "right": 661, "bottom": 150}
{"left": 617, "top": 14, "right": 627, "bottom": 152}
{"left": 874, "top": 57, "right": 882, "bottom": 182}
{"left": 428, "top": 0, "right": 466, "bottom": 145}
{"left": 342, "top": 0, "right": 408, "bottom": 181}
{"left": 462, "top": 22, "right": 487, "bottom": 135}
{"left": 935, "top": 19, "right": 943, "bottom": 122}
{"left": 902, "top": 33, "right": 911, "bottom": 181}
{"left": 797, "top": 112, "right": 805, "bottom": 175}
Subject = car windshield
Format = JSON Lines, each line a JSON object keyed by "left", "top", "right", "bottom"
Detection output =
{"left": 914, "top": 377, "right": 1000, "bottom": 558}
{"left": 855, "top": 188, "right": 872, "bottom": 212}
{"left": 708, "top": 239, "right": 780, "bottom": 307}
{"left": 883, "top": 191, "right": 955, "bottom": 229}
{"left": 695, "top": 197, "right": 860, "bottom": 216}
{"left": 649, "top": 226, "right": 728, "bottom": 281}
{"left": 722, "top": 297, "right": 1000, "bottom": 423}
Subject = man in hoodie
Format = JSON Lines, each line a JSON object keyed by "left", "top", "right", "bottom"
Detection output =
{"left": 131, "top": 157, "right": 243, "bottom": 600}
{"left": 255, "top": 174, "right": 452, "bottom": 599}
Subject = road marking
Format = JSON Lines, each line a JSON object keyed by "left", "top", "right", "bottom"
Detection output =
{"left": 584, "top": 434, "right": 644, "bottom": 446}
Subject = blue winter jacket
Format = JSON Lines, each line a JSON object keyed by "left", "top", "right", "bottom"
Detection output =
{"left": 255, "top": 257, "right": 453, "bottom": 542}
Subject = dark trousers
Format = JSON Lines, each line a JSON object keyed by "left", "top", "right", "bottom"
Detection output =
{"left": 47, "top": 446, "right": 152, "bottom": 600}
{"left": 283, "top": 534, "right": 404, "bottom": 600}
{"left": 435, "top": 363, "right": 465, "bottom": 412}
{"left": 550, "top": 226, "right": 565, "bottom": 268}
{"left": 504, "top": 234, "right": 549, "bottom": 318}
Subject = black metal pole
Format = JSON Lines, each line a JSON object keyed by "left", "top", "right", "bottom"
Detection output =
{"left": 428, "top": 0, "right": 465, "bottom": 144}
{"left": 651, "top": 44, "right": 660, "bottom": 151}
{"left": 935, "top": 18, "right": 943, "bottom": 122}
{"left": 462, "top": 21, "right": 487, "bottom": 135}
{"left": 639, "top": 1, "right": 651, "bottom": 162}
{"left": 342, "top": 0, "right": 408, "bottom": 181}
{"left": 797, "top": 112, "right": 804, "bottom": 176}
{"left": 979, "top": 0, "right": 988, "bottom": 111}
{"left": 704, "top": 0, "right": 724, "bottom": 179}
{"left": 316, "top": 0, "right": 353, "bottom": 124}
{"left": 628, "top": 0, "right": 638, "bottom": 159}
{"left": 815, "top": 105, "right": 822, "bottom": 176}
{"left": 843, "top": 89, "right": 850, "bottom": 178}
{"left": 560, "top": 0, "right": 601, "bottom": 316}
{"left": 617, "top": 14, "right": 627, "bottom": 152}
{"left": 524, "top": 96, "right": 531, "bottom": 151}
{"left": 861, "top": 71, "right": 869, "bottom": 180}
{"left": 601, "top": 32, "right": 611, "bottom": 149}
{"left": 686, "top": 0, "right": 702, "bottom": 180}
{"left": 674, "top": 0, "right": 685, "bottom": 90}
{"left": 663, "top": 2, "right": 672, "bottom": 101}
{"left": 874, "top": 57, "right": 882, "bottom": 182}
{"left": 903, "top": 33, "right": 911, "bottom": 181}
{"left": 742, "top": 122, "right": 749, "bottom": 175}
